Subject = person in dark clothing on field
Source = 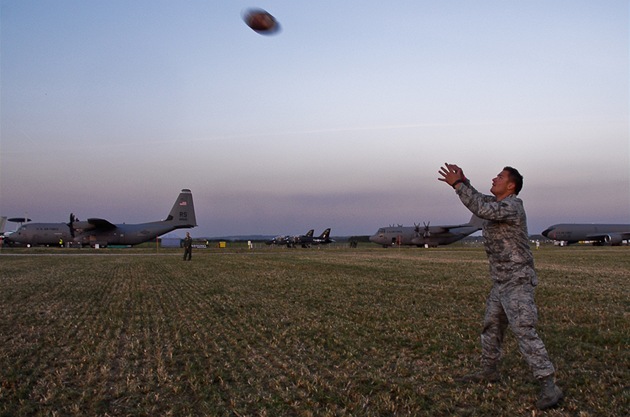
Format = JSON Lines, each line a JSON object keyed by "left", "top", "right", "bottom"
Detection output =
{"left": 183, "top": 232, "right": 193, "bottom": 261}
{"left": 438, "top": 163, "right": 563, "bottom": 411}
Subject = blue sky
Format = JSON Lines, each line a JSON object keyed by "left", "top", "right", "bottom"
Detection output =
{"left": 1, "top": 0, "right": 628, "bottom": 237}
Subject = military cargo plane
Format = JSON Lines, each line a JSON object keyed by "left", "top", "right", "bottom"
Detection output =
{"left": 541, "top": 223, "right": 630, "bottom": 245}
{"left": 4, "top": 189, "right": 196, "bottom": 247}
{"left": 370, "top": 215, "right": 483, "bottom": 248}
{"left": 0, "top": 216, "right": 31, "bottom": 246}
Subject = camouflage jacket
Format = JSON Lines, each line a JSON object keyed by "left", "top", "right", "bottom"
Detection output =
{"left": 456, "top": 183, "right": 537, "bottom": 285}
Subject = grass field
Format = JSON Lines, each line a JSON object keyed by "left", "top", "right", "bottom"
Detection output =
{"left": 0, "top": 245, "right": 628, "bottom": 416}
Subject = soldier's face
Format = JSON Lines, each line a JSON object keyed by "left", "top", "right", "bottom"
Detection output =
{"left": 491, "top": 170, "right": 515, "bottom": 199}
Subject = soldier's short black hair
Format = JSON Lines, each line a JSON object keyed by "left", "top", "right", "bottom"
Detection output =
{"left": 503, "top": 166, "right": 523, "bottom": 195}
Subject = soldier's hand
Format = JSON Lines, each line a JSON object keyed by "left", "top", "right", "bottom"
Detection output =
{"left": 438, "top": 163, "right": 464, "bottom": 186}
{"left": 449, "top": 164, "right": 467, "bottom": 182}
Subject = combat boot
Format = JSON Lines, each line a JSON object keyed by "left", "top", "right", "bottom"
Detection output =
{"left": 536, "top": 375, "right": 563, "bottom": 410}
{"left": 457, "top": 366, "right": 500, "bottom": 383}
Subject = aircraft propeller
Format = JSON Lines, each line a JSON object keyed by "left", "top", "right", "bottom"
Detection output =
{"left": 413, "top": 222, "right": 431, "bottom": 238}
{"left": 423, "top": 222, "right": 431, "bottom": 238}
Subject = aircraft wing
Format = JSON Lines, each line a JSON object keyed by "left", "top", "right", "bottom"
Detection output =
{"left": 86, "top": 218, "right": 117, "bottom": 231}
{"left": 430, "top": 223, "right": 475, "bottom": 233}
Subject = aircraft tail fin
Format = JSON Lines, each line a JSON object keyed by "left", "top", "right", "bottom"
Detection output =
{"left": 166, "top": 189, "right": 197, "bottom": 229}
{"left": 305, "top": 229, "right": 314, "bottom": 237}
{"left": 468, "top": 214, "right": 484, "bottom": 229}
{"left": 0, "top": 216, "right": 6, "bottom": 234}
{"left": 319, "top": 228, "right": 331, "bottom": 239}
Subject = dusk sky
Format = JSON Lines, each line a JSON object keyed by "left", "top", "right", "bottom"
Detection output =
{"left": 1, "top": 1, "right": 628, "bottom": 238}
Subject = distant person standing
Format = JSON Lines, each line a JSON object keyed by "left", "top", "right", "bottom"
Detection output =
{"left": 438, "top": 163, "right": 563, "bottom": 411}
{"left": 183, "top": 232, "right": 193, "bottom": 261}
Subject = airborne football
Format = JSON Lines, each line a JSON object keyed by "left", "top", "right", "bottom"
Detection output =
{"left": 243, "top": 8, "right": 280, "bottom": 35}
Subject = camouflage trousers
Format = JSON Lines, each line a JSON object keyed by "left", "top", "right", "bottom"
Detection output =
{"left": 480, "top": 278, "right": 555, "bottom": 379}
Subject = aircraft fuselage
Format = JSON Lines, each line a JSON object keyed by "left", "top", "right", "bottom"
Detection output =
{"left": 9, "top": 223, "right": 71, "bottom": 246}
{"left": 369, "top": 225, "right": 478, "bottom": 248}
{"left": 8, "top": 221, "right": 188, "bottom": 247}
{"left": 542, "top": 223, "right": 630, "bottom": 245}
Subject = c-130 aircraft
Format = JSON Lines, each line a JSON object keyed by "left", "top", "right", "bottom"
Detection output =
{"left": 369, "top": 214, "right": 483, "bottom": 248}
{"left": 4, "top": 189, "right": 196, "bottom": 247}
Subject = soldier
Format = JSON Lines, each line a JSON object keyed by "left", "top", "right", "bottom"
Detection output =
{"left": 183, "top": 232, "right": 193, "bottom": 261}
{"left": 438, "top": 163, "right": 563, "bottom": 410}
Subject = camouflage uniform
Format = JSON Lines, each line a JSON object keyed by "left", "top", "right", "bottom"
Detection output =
{"left": 456, "top": 182, "right": 555, "bottom": 379}
{"left": 183, "top": 235, "right": 193, "bottom": 261}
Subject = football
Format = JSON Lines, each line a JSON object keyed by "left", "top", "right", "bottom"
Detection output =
{"left": 243, "top": 8, "right": 280, "bottom": 34}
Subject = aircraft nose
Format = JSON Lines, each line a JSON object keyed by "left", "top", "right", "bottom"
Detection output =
{"left": 541, "top": 227, "right": 554, "bottom": 238}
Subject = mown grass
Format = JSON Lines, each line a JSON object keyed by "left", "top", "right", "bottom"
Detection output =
{"left": 0, "top": 246, "right": 627, "bottom": 416}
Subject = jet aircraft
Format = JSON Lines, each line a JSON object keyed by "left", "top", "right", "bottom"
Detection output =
{"left": 266, "top": 228, "right": 333, "bottom": 248}
{"left": 294, "top": 228, "right": 334, "bottom": 248}
{"left": 541, "top": 223, "right": 630, "bottom": 246}
{"left": 370, "top": 215, "right": 483, "bottom": 248}
{"left": 4, "top": 189, "right": 196, "bottom": 247}
{"left": 266, "top": 229, "right": 314, "bottom": 247}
